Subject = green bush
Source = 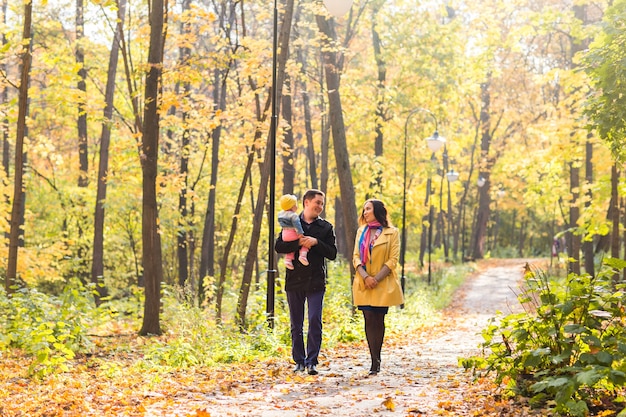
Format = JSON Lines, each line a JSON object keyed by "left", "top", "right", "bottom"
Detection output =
{"left": 0, "top": 282, "right": 95, "bottom": 377}
{"left": 462, "top": 259, "right": 626, "bottom": 416}
{"left": 0, "top": 258, "right": 472, "bottom": 377}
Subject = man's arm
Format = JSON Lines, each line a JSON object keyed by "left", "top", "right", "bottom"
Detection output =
{"left": 275, "top": 232, "right": 300, "bottom": 254}
{"left": 308, "top": 223, "right": 337, "bottom": 261}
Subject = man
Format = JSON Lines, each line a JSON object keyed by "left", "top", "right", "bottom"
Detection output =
{"left": 275, "top": 189, "right": 337, "bottom": 375}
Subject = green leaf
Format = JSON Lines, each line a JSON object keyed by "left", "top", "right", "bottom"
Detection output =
{"left": 596, "top": 351, "right": 613, "bottom": 365}
{"left": 610, "top": 370, "right": 626, "bottom": 385}
{"left": 566, "top": 399, "right": 589, "bottom": 417}
{"left": 548, "top": 377, "right": 571, "bottom": 388}
{"left": 564, "top": 324, "right": 586, "bottom": 334}
{"left": 579, "top": 352, "right": 596, "bottom": 365}
{"left": 575, "top": 369, "right": 603, "bottom": 386}
{"left": 604, "top": 257, "right": 626, "bottom": 270}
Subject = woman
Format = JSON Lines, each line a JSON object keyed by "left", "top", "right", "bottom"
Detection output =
{"left": 352, "top": 199, "right": 404, "bottom": 375}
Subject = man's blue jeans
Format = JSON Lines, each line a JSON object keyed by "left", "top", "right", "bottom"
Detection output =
{"left": 286, "top": 289, "right": 325, "bottom": 367}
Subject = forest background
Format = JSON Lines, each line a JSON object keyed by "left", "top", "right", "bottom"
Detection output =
{"left": 2, "top": 0, "right": 626, "bottom": 377}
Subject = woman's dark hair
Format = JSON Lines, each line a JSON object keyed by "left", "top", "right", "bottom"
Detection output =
{"left": 359, "top": 199, "right": 391, "bottom": 227}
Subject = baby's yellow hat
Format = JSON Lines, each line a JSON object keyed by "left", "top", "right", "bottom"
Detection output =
{"left": 279, "top": 194, "right": 297, "bottom": 211}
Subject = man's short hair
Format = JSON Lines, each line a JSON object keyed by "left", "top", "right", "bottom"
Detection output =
{"left": 302, "top": 189, "right": 325, "bottom": 203}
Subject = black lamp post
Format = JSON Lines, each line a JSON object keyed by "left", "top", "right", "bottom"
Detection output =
{"left": 400, "top": 108, "right": 444, "bottom": 290}
{"left": 266, "top": 0, "right": 353, "bottom": 328}
{"left": 266, "top": 0, "right": 280, "bottom": 329}
{"left": 425, "top": 131, "right": 445, "bottom": 285}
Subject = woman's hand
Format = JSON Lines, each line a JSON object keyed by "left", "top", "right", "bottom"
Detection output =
{"left": 364, "top": 276, "right": 378, "bottom": 289}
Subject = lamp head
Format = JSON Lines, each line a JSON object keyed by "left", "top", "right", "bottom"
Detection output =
{"left": 426, "top": 132, "right": 445, "bottom": 153}
{"left": 323, "top": 0, "right": 354, "bottom": 17}
{"left": 446, "top": 170, "right": 459, "bottom": 182}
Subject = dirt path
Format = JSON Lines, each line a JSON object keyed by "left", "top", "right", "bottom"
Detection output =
{"left": 145, "top": 259, "right": 534, "bottom": 417}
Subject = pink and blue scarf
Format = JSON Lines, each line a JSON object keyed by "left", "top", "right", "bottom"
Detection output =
{"left": 359, "top": 221, "right": 382, "bottom": 265}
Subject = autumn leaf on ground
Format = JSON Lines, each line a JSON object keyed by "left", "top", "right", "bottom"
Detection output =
{"left": 382, "top": 396, "right": 395, "bottom": 411}
{"left": 188, "top": 409, "right": 211, "bottom": 417}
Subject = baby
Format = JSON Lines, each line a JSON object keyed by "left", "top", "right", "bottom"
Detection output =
{"left": 278, "top": 194, "right": 309, "bottom": 269}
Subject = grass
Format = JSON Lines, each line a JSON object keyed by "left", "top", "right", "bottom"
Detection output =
{"left": 0, "top": 258, "right": 476, "bottom": 377}
{"left": 137, "top": 258, "right": 477, "bottom": 370}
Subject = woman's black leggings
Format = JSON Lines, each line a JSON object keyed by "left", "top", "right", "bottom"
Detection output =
{"left": 363, "top": 310, "right": 386, "bottom": 371}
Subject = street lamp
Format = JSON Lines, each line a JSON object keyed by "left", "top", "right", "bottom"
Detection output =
{"left": 401, "top": 108, "right": 444, "bottom": 293}
{"left": 425, "top": 133, "right": 445, "bottom": 285}
{"left": 446, "top": 169, "right": 459, "bottom": 182}
{"left": 267, "top": 0, "right": 353, "bottom": 328}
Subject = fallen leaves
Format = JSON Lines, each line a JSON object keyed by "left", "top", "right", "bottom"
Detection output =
{"left": 188, "top": 409, "right": 211, "bottom": 417}
{"left": 382, "top": 396, "right": 396, "bottom": 411}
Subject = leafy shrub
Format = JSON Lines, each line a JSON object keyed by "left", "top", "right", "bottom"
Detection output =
{"left": 462, "top": 259, "right": 626, "bottom": 416}
{"left": 0, "top": 281, "right": 95, "bottom": 377}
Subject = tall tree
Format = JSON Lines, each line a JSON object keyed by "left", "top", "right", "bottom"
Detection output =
{"left": 470, "top": 78, "right": 493, "bottom": 260}
{"left": 281, "top": 74, "right": 295, "bottom": 194}
{"left": 175, "top": 0, "right": 192, "bottom": 289}
{"left": 139, "top": 0, "right": 166, "bottom": 336}
{"left": 582, "top": 0, "right": 626, "bottom": 281}
{"left": 293, "top": 12, "right": 318, "bottom": 190}
{"left": 583, "top": 135, "right": 594, "bottom": 275}
{"left": 91, "top": 0, "right": 126, "bottom": 305}
{"left": 565, "top": 3, "right": 591, "bottom": 276}
{"left": 1, "top": 0, "right": 8, "bottom": 179}
{"left": 6, "top": 0, "right": 32, "bottom": 293}
{"left": 315, "top": 10, "right": 359, "bottom": 265}
{"left": 76, "top": 0, "right": 88, "bottom": 187}
{"left": 199, "top": 0, "right": 236, "bottom": 307}
{"left": 369, "top": 0, "right": 386, "bottom": 195}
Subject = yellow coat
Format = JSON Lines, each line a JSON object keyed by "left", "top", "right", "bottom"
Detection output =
{"left": 352, "top": 225, "right": 404, "bottom": 307}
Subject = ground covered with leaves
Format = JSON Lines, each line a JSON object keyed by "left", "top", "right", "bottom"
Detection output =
{"left": 1, "top": 259, "right": 567, "bottom": 417}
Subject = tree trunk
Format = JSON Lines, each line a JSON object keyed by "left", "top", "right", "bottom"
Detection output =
{"left": 281, "top": 74, "right": 295, "bottom": 194}
{"left": 293, "top": 6, "right": 318, "bottom": 190}
{"left": 76, "top": 0, "right": 88, "bottom": 187}
{"left": 316, "top": 14, "right": 358, "bottom": 264}
{"left": 611, "top": 164, "right": 620, "bottom": 285}
{"left": 216, "top": 148, "right": 255, "bottom": 323}
{"left": 199, "top": 0, "right": 237, "bottom": 302}
{"left": 139, "top": 0, "right": 165, "bottom": 336}
{"left": 568, "top": 161, "right": 581, "bottom": 275}
{"left": 91, "top": 0, "right": 125, "bottom": 305}
{"left": 583, "top": 136, "right": 594, "bottom": 276}
{"left": 198, "top": 70, "right": 222, "bottom": 304}
{"left": 6, "top": 0, "right": 32, "bottom": 293}
{"left": 570, "top": 4, "right": 592, "bottom": 277}
{"left": 622, "top": 196, "right": 625, "bottom": 283}
{"left": 176, "top": 0, "right": 192, "bottom": 289}
{"left": 334, "top": 197, "right": 349, "bottom": 259}
{"left": 301, "top": 84, "right": 317, "bottom": 189}
{"left": 470, "top": 78, "right": 493, "bottom": 260}
{"left": 212, "top": 69, "right": 235, "bottom": 321}
{"left": 370, "top": 1, "right": 385, "bottom": 195}
{"left": 199, "top": 2, "right": 235, "bottom": 302}
{"left": 320, "top": 106, "right": 330, "bottom": 195}
{"left": 1, "top": 0, "right": 9, "bottom": 217}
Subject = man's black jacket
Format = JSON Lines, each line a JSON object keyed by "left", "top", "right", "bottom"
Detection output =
{"left": 275, "top": 215, "right": 337, "bottom": 292}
